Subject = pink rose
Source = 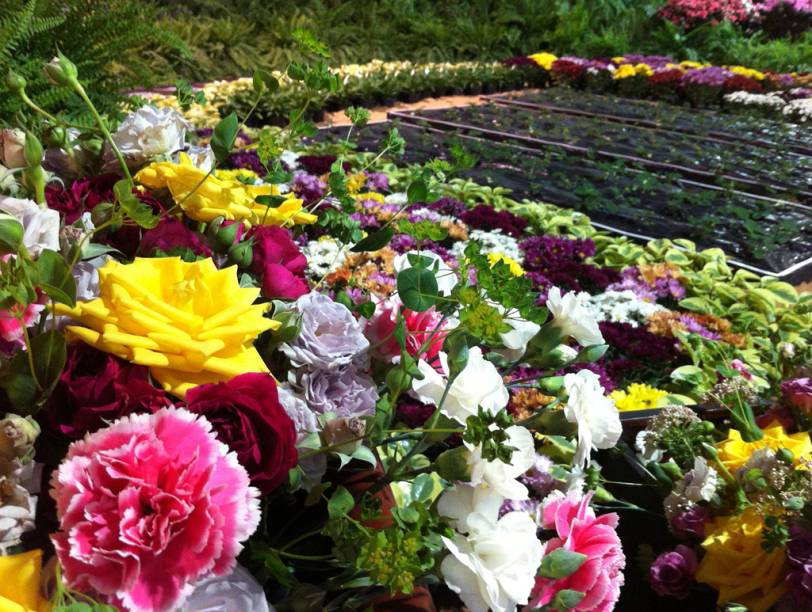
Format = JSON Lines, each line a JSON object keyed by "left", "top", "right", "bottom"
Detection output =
{"left": 140, "top": 217, "right": 212, "bottom": 258}
{"left": 530, "top": 492, "right": 625, "bottom": 612}
{"left": 364, "top": 296, "right": 447, "bottom": 368}
{"left": 50, "top": 408, "right": 260, "bottom": 611}
{"left": 248, "top": 225, "right": 309, "bottom": 300}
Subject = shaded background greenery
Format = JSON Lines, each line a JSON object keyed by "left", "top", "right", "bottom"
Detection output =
{"left": 1, "top": 0, "right": 811, "bottom": 119}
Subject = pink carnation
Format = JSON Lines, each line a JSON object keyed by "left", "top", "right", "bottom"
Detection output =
{"left": 50, "top": 407, "right": 260, "bottom": 612}
{"left": 364, "top": 296, "right": 448, "bottom": 368}
{"left": 530, "top": 492, "right": 625, "bottom": 612}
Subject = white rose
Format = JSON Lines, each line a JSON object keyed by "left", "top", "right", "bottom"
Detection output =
{"left": 394, "top": 250, "right": 457, "bottom": 296}
{"left": 0, "top": 196, "right": 60, "bottom": 257}
{"left": 467, "top": 425, "right": 535, "bottom": 500}
{"left": 563, "top": 369, "right": 622, "bottom": 469}
{"left": 437, "top": 484, "right": 504, "bottom": 533}
{"left": 180, "top": 564, "right": 272, "bottom": 612}
{"left": 411, "top": 347, "right": 509, "bottom": 424}
{"left": 546, "top": 286, "right": 604, "bottom": 346}
{"left": 441, "top": 511, "right": 543, "bottom": 612}
{"left": 109, "top": 105, "right": 189, "bottom": 167}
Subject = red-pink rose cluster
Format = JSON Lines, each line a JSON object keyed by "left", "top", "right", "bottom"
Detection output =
{"left": 530, "top": 492, "right": 625, "bottom": 612}
{"left": 50, "top": 407, "right": 260, "bottom": 612}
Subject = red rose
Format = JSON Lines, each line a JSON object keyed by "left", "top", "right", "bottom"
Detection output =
{"left": 184, "top": 372, "right": 298, "bottom": 494}
{"left": 48, "top": 343, "right": 172, "bottom": 438}
{"left": 249, "top": 225, "right": 309, "bottom": 300}
{"left": 140, "top": 217, "right": 212, "bottom": 258}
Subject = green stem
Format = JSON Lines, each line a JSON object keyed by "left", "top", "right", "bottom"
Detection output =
{"left": 19, "top": 318, "right": 42, "bottom": 391}
{"left": 72, "top": 83, "right": 132, "bottom": 184}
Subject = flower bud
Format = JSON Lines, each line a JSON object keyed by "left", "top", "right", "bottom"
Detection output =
{"left": 321, "top": 417, "right": 365, "bottom": 455}
{"left": 776, "top": 447, "right": 794, "bottom": 464}
{"left": 5, "top": 70, "right": 26, "bottom": 93}
{"left": 208, "top": 218, "right": 243, "bottom": 252}
{"left": 435, "top": 445, "right": 472, "bottom": 482}
{"left": 43, "top": 53, "right": 78, "bottom": 87}
{"left": 538, "top": 375, "right": 564, "bottom": 394}
{"left": 23, "top": 131, "right": 43, "bottom": 167}
{"left": 0, "top": 214, "right": 24, "bottom": 255}
{"left": 227, "top": 240, "right": 253, "bottom": 268}
{"left": 385, "top": 367, "right": 412, "bottom": 396}
{"left": 546, "top": 344, "right": 579, "bottom": 367}
{"left": 0, "top": 414, "right": 41, "bottom": 462}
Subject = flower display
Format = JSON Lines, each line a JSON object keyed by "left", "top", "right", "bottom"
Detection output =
{"left": 50, "top": 407, "right": 260, "bottom": 611}
{"left": 55, "top": 257, "right": 279, "bottom": 398}
{"left": 136, "top": 153, "right": 315, "bottom": 227}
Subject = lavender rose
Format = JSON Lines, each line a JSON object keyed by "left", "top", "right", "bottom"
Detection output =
{"left": 302, "top": 364, "right": 378, "bottom": 418}
{"left": 650, "top": 545, "right": 698, "bottom": 599}
{"left": 282, "top": 292, "right": 369, "bottom": 369}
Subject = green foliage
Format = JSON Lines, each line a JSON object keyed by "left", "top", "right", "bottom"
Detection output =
{"left": 0, "top": 0, "right": 189, "bottom": 120}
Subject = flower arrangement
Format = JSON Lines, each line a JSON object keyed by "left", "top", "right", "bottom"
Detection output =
{"left": 0, "top": 41, "right": 809, "bottom": 612}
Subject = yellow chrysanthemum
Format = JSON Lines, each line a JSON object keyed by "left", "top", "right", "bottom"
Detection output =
{"left": 135, "top": 153, "right": 316, "bottom": 228}
{"left": 612, "top": 64, "right": 637, "bottom": 80}
{"left": 0, "top": 549, "right": 50, "bottom": 611}
{"left": 487, "top": 252, "right": 525, "bottom": 277}
{"left": 715, "top": 422, "right": 812, "bottom": 472}
{"left": 728, "top": 65, "right": 766, "bottom": 81}
{"left": 215, "top": 167, "right": 261, "bottom": 183}
{"left": 54, "top": 257, "right": 279, "bottom": 398}
{"left": 529, "top": 52, "right": 558, "bottom": 71}
{"left": 346, "top": 172, "right": 367, "bottom": 194}
{"left": 695, "top": 508, "right": 786, "bottom": 612}
{"left": 355, "top": 191, "right": 386, "bottom": 204}
{"left": 611, "top": 56, "right": 627, "bottom": 65}
{"left": 680, "top": 60, "right": 706, "bottom": 70}
{"left": 609, "top": 383, "right": 669, "bottom": 411}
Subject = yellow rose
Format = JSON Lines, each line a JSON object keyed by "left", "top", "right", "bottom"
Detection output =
{"left": 528, "top": 52, "right": 558, "bottom": 71}
{"left": 135, "top": 153, "right": 315, "bottom": 228}
{"left": 695, "top": 508, "right": 786, "bottom": 612}
{"left": 716, "top": 421, "right": 812, "bottom": 472}
{"left": 0, "top": 549, "right": 50, "bottom": 611}
{"left": 55, "top": 257, "right": 280, "bottom": 399}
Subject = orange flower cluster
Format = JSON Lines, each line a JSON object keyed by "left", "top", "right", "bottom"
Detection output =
{"left": 647, "top": 310, "right": 747, "bottom": 347}
{"left": 325, "top": 248, "right": 398, "bottom": 296}
{"left": 508, "top": 388, "right": 556, "bottom": 421}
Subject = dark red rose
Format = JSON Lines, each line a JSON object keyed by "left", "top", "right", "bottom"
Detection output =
{"left": 184, "top": 373, "right": 298, "bottom": 494}
{"left": 140, "top": 217, "right": 212, "bottom": 257}
{"left": 248, "top": 225, "right": 309, "bottom": 300}
{"left": 48, "top": 343, "right": 172, "bottom": 438}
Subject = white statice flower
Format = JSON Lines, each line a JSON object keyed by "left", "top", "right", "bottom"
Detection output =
{"left": 437, "top": 484, "right": 504, "bottom": 533}
{"left": 546, "top": 286, "right": 604, "bottom": 346}
{"left": 301, "top": 237, "right": 349, "bottom": 278}
{"left": 452, "top": 229, "right": 522, "bottom": 263}
{"left": 109, "top": 105, "right": 190, "bottom": 167}
{"left": 0, "top": 196, "right": 60, "bottom": 257}
{"left": 279, "top": 150, "right": 299, "bottom": 171}
{"left": 411, "top": 347, "right": 509, "bottom": 423}
{"left": 583, "top": 290, "right": 666, "bottom": 328}
{"left": 563, "top": 370, "right": 622, "bottom": 469}
{"left": 384, "top": 192, "right": 408, "bottom": 206}
{"left": 466, "top": 425, "right": 535, "bottom": 500}
{"left": 394, "top": 250, "right": 457, "bottom": 295}
{"left": 723, "top": 91, "right": 786, "bottom": 110}
{"left": 663, "top": 456, "right": 719, "bottom": 519}
{"left": 441, "top": 511, "right": 543, "bottom": 612}
{"left": 785, "top": 97, "right": 812, "bottom": 121}
{"left": 180, "top": 564, "right": 272, "bottom": 612}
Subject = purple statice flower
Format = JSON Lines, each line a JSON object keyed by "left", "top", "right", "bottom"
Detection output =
{"left": 678, "top": 314, "right": 721, "bottom": 340}
{"left": 786, "top": 524, "right": 812, "bottom": 608}
{"left": 670, "top": 505, "right": 710, "bottom": 539}
{"left": 520, "top": 454, "right": 556, "bottom": 499}
{"left": 364, "top": 172, "right": 389, "bottom": 191}
{"left": 389, "top": 233, "right": 418, "bottom": 253}
{"left": 427, "top": 197, "right": 467, "bottom": 217}
{"left": 292, "top": 171, "right": 326, "bottom": 203}
{"left": 790, "top": 87, "right": 812, "bottom": 99}
{"left": 650, "top": 545, "right": 698, "bottom": 599}
{"left": 350, "top": 212, "right": 380, "bottom": 229}
{"left": 407, "top": 208, "right": 443, "bottom": 223}
{"left": 609, "top": 266, "right": 684, "bottom": 301}
{"left": 777, "top": 72, "right": 798, "bottom": 88}
{"left": 683, "top": 67, "right": 734, "bottom": 87}
{"left": 499, "top": 497, "right": 540, "bottom": 519}
{"left": 368, "top": 270, "right": 396, "bottom": 293}
{"left": 460, "top": 204, "right": 529, "bottom": 238}
{"left": 302, "top": 364, "right": 378, "bottom": 418}
{"left": 226, "top": 149, "right": 266, "bottom": 176}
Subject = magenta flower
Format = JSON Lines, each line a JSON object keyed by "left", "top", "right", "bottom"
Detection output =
{"left": 782, "top": 378, "right": 812, "bottom": 413}
{"left": 530, "top": 492, "right": 625, "bottom": 611}
{"left": 50, "top": 407, "right": 260, "bottom": 612}
{"left": 650, "top": 545, "right": 698, "bottom": 599}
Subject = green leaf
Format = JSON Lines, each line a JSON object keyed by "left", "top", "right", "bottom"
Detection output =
{"left": 211, "top": 112, "right": 239, "bottom": 163}
{"left": 406, "top": 179, "right": 428, "bottom": 204}
{"left": 327, "top": 485, "right": 354, "bottom": 519}
{"left": 350, "top": 227, "right": 394, "bottom": 253}
{"left": 540, "top": 548, "right": 587, "bottom": 579}
{"left": 551, "top": 589, "right": 585, "bottom": 610}
{"left": 397, "top": 266, "right": 438, "bottom": 312}
{"left": 762, "top": 281, "right": 797, "bottom": 304}
{"left": 354, "top": 300, "right": 375, "bottom": 319}
{"left": 114, "top": 180, "right": 159, "bottom": 229}
{"left": 351, "top": 445, "right": 377, "bottom": 468}
{"left": 250, "top": 544, "right": 294, "bottom": 588}
{"left": 670, "top": 365, "right": 706, "bottom": 386}
{"left": 3, "top": 330, "right": 66, "bottom": 413}
{"left": 678, "top": 297, "right": 712, "bottom": 313}
{"left": 0, "top": 215, "right": 23, "bottom": 255}
{"left": 410, "top": 473, "right": 435, "bottom": 503}
{"left": 252, "top": 69, "right": 279, "bottom": 94}
{"left": 34, "top": 249, "right": 75, "bottom": 306}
